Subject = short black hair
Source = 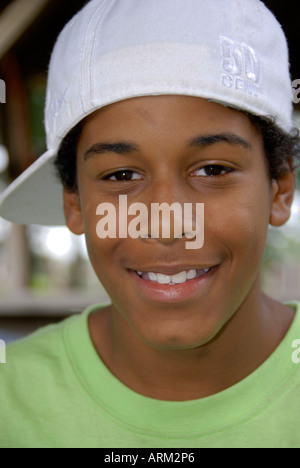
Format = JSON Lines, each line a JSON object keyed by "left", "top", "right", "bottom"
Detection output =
{"left": 55, "top": 113, "right": 300, "bottom": 192}
{"left": 55, "top": 120, "right": 83, "bottom": 192}
{"left": 247, "top": 113, "right": 300, "bottom": 179}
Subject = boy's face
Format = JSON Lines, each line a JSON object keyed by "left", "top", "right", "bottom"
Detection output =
{"left": 65, "top": 95, "right": 293, "bottom": 350}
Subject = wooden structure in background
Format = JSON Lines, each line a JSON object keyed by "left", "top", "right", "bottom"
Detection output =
{"left": 0, "top": 0, "right": 50, "bottom": 60}
{"left": 0, "top": 0, "right": 86, "bottom": 291}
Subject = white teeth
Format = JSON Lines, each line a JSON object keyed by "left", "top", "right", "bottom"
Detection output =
{"left": 148, "top": 272, "right": 157, "bottom": 282}
{"left": 156, "top": 273, "right": 172, "bottom": 284}
{"left": 137, "top": 268, "right": 210, "bottom": 284}
{"left": 171, "top": 271, "right": 187, "bottom": 284}
{"left": 186, "top": 269, "right": 197, "bottom": 280}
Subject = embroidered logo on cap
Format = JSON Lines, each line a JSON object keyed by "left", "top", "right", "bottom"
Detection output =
{"left": 220, "top": 36, "right": 260, "bottom": 97}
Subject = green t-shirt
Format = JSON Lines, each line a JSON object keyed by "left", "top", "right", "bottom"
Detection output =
{"left": 1, "top": 302, "right": 300, "bottom": 448}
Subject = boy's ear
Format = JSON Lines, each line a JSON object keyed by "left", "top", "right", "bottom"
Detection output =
{"left": 63, "top": 189, "right": 85, "bottom": 235}
{"left": 269, "top": 169, "right": 295, "bottom": 227}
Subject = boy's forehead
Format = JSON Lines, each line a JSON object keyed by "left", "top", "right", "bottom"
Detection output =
{"left": 83, "top": 95, "right": 250, "bottom": 126}
{"left": 78, "top": 95, "right": 258, "bottom": 153}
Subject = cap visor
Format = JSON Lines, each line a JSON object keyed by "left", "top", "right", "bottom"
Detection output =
{"left": 0, "top": 150, "right": 66, "bottom": 226}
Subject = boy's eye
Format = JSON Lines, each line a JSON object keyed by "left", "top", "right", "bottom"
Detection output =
{"left": 103, "top": 170, "right": 143, "bottom": 182}
{"left": 192, "top": 165, "right": 234, "bottom": 177}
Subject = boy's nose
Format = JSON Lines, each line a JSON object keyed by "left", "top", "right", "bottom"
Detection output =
{"left": 140, "top": 178, "right": 197, "bottom": 245}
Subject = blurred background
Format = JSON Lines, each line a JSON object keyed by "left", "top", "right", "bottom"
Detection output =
{"left": 0, "top": 0, "right": 299, "bottom": 342}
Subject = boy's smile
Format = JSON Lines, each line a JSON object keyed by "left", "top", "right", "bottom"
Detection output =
{"left": 65, "top": 95, "right": 293, "bottom": 359}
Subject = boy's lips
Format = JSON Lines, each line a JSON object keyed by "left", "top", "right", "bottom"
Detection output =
{"left": 128, "top": 264, "right": 219, "bottom": 303}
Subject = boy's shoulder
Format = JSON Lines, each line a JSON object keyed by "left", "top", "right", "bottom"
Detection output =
{"left": 0, "top": 304, "right": 102, "bottom": 381}
{"left": 1, "top": 314, "right": 74, "bottom": 382}
{"left": 0, "top": 305, "right": 102, "bottom": 448}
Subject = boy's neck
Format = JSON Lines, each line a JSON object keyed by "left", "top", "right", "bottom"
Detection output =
{"left": 88, "top": 288, "right": 295, "bottom": 401}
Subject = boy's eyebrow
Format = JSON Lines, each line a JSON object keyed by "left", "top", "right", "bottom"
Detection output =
{"left": 187, "top": 133, "right": 252, "bottom": 150}
{"left": 83, "top": 132, "right": 252, "bottom": 161}
{"left": 84, "top": 142, "right": 139, "bottom": 160}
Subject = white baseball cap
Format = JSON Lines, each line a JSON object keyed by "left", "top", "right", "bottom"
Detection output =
{"left": 0, "top": 0, "right": 293, "bottom": 225}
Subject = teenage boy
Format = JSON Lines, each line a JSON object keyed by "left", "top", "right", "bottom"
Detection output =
{"left": 0, "top": 0, "right": 299, "bottom": 448}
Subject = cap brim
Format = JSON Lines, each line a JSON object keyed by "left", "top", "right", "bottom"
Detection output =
{"left": 0, "top": 150, "right": 66, "bottom": 226}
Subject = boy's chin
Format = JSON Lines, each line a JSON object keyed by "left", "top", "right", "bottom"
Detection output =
{"left": 133, "top": 321, "right": 222, "bottom": 351}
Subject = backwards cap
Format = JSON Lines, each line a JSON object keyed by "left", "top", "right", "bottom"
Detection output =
{"left": 0, "top": 0, "right": 293, "bottom": 225}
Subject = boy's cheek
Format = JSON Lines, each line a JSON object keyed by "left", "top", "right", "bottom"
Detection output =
{"left": 204, "top": 201, "right": 270, "bottom": 268}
